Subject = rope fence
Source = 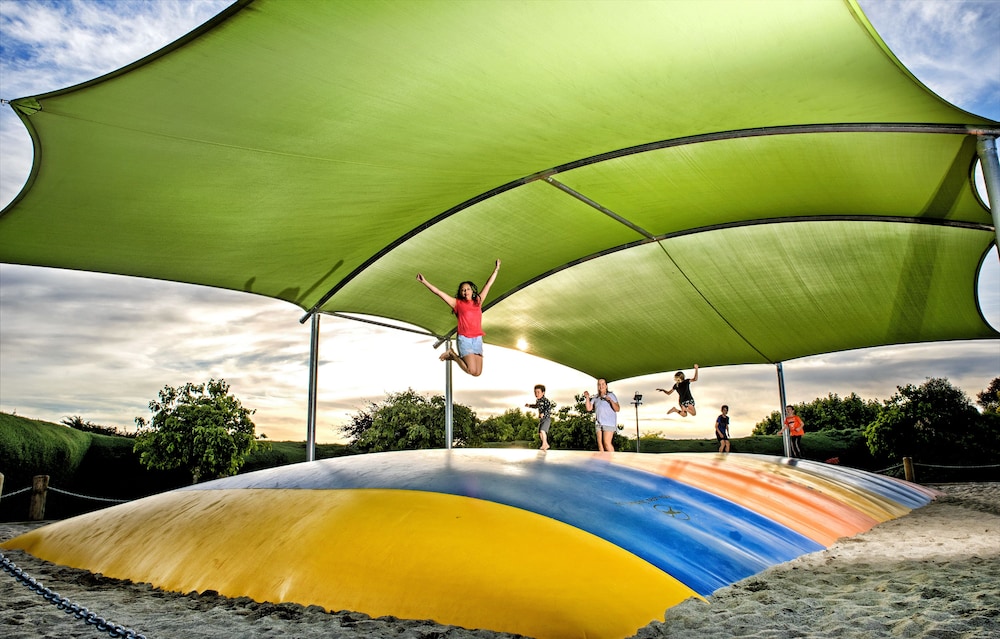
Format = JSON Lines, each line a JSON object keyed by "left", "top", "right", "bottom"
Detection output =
{"left": 48, "top": 486, "right": 132, "bottom": 504}
{"left": 871, "top": 458, "right": 1000, "bottom": 483}
{"left": 0, "top": 476, "right": 137, "bottom": 522}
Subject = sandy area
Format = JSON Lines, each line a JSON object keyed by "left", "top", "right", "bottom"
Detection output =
{"left": 1, "top": 482, "right": 997, "bottom": 639}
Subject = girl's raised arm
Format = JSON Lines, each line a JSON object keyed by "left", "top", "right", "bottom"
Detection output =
{"left": 416, "top": 273, "right": 456, "bottom": 309}
{"left": 478, "top": 259, "right": 502, "bottom": 304}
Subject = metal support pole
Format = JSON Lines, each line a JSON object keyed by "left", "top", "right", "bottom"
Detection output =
{"left": 632, "top": 392, "right": 643, "bottom": 453}
{"left": 444, "top": 338, "right": 454, "bottom": 449}
{"left": 306, "top": 313, "right": 321, "bottom": 462}
{"left": 776, "top": 362, "right": 791, "bottom": 458}
{"left": 976, "top": 135, "right": 1000, "bottom": 248}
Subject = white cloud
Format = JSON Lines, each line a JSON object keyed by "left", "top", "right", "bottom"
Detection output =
{"left": 1, "top": 1, "right": 998, "bottom": 443}
{"left": 860, "top": 0, "right": 1000, "bottom": 119}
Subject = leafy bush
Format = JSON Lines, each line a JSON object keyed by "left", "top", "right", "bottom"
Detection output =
{"left": 865, "top": 378, "right": 981, "bottom": 464}
{"left": 134, "top": 379, "right": 263, "bottom": 484}
{"left": 753, "top": 392, "right": 879, "bottom": 435}
{"left": 341, "top": 389, "right": 480, "bottom": 452}
{"left": 977, "top": 376, "right": 999, "bottom": 413}
{"left": 480, "top": 408, "right": 538, "bottom": 443}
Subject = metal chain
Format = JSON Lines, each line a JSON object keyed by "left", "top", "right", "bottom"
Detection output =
{"left": 1, "top": 551, "right": 147, "bottom": 639}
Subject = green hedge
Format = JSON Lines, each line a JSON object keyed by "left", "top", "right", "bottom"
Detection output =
{"left": 0, "top": 412, "right": 93, "bottom": 489}
{"left": 240, "top": 441, "right": 353, "bottom": 472}
{"left": 0, "top": 413, "right": 191, "bottom": 521}
{"left": 0, "top": 413, "right": 353, "bottom": 521}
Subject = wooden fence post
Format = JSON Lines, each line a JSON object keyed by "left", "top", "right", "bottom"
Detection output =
{"left": 0, "top": 471, "right": 5, "bottom": 497}
{"left": 29, "top": 474, "right": 49, "bottom": 521}
{"left": 902, "top": 457, "right": 915, "bottom": 483}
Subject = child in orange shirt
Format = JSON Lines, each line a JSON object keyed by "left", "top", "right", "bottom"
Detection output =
{"left": 781, "top": 405, "right": 804, "bottom": 458}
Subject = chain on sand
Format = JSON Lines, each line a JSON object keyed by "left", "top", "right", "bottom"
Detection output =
{"left": 1, "top": 551, "right": 147, "bottom": 639}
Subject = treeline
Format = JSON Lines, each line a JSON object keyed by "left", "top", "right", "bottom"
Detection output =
{"left": 3, "top": 376, "right": 996, "bottom": 523}
{"left": 342, "top": 389, "right": 633, "bottom": 453}
{"left": 752, "top": 377, "right": 999, "bottom": 471}
{"left": 340, "top": 377, "right": 999, "bottom": 480}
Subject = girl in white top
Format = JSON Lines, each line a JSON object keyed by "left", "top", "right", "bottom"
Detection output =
{"left": 584, "top": 378, "right": 620, "bottom": 452}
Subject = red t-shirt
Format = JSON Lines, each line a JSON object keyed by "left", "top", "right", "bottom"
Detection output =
{"left": 454, "top": 299, "right": 484, "bottom": 338}
{"left": 784, "top": 415, "right": 804, "bottom": 437}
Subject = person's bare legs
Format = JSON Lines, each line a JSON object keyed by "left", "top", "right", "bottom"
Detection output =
{"left": 539, "top": 430, "right": 549, "bottom": 451}
{"left": 462, "top": 354, "right": 483, "bottom": 377}
{"left": 439, "top": 350, "right": 481, "bottom": 376}
{"left": 687, "top": 406, "right": 697, "bottom": 416}
{"left": 602, "top": 430, "right": 615, "bottom": 452}
{"left": 595, "top": 428, "right": 604, "bottom": 451}
{"left": 667, "top": 406, "right": 688, "bottom": 417}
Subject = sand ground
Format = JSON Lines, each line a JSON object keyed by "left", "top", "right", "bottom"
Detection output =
{"left": 1, "top": 482, "right": 997, "bottom": 639}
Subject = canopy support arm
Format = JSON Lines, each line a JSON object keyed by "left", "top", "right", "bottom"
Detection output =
{"left": 975, "top": 134, "right": 1000, "bottom": 248}
{"left": 776, "top": 362, "right": 791, "bottom": 458}
{"left": 306, "top": 312, "right": 321, "bottom": 462}
{"left": 298, "top": 310, "right": 452, "bottom": 455}
{"left": 444, "top": 338, "right": 454, "bottom": 449}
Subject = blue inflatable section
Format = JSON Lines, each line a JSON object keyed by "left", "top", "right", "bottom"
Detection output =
{"left": 189, "top": 449, "right": 823, "bottom": 594}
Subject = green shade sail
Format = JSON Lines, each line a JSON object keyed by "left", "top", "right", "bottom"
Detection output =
{"left": 1, "top": 0, "right": 997, "bottom": 381}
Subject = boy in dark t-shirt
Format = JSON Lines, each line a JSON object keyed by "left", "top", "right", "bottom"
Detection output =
{"left": 715, "top": 405, "right": 731, "bottom": 452}
{"left": 526, "top": 384, "right": 555, "bottom": 451}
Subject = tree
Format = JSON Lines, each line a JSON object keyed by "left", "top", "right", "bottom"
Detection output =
{"left": 342, "top": 389, "right": 481, "bottom": 452}
{"left": 61, "top": 415, "right": 127, "bottom": 437}
{"left": 977, "top": 377, "right": 1000, "bottom": 413}
{"left": 480, "top": 408, "right": 538, "bottom": 443}
{"left": 134, "top": 379, "right": 262, "bottom": 484}
{"left": 752, "top": 393, "right": 880, "bottom": 435}
{"left": 864, "top": 377, "right": 980, "bottom": 463}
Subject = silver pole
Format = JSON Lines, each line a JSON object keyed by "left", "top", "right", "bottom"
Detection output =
{"left": 776, "top": 362, "right": 790, "bottom": 458}
{"left": 306, "top": 313, "right": 320, "bottom": 462}
{"left": 444, "top": 338, "right": 454, "bottom": 449}
{"left": 632, "top": 392, "right": 643, "bottom": 453}
{"left": 976, "top": 135, "right": 1000, "bottom": 247}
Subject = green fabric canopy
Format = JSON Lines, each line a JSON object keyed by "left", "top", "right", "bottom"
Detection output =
{"left": 1, "top": 0, "right": 997, "bottom": 381}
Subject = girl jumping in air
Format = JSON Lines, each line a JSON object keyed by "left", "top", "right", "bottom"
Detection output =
{"left": 656, "top": 364, "right": 699, "bottom": 416}
{"left": 416, "top": 259, "right": 501, "bottom": 377}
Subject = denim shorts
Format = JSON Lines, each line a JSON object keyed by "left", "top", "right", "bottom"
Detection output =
{"left": 457, "top": 335, "right": 483, "bottom": 357}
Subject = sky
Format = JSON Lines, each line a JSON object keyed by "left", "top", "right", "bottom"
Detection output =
{"left": 1, "top": 0, "right": 998, "bottom": 444}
